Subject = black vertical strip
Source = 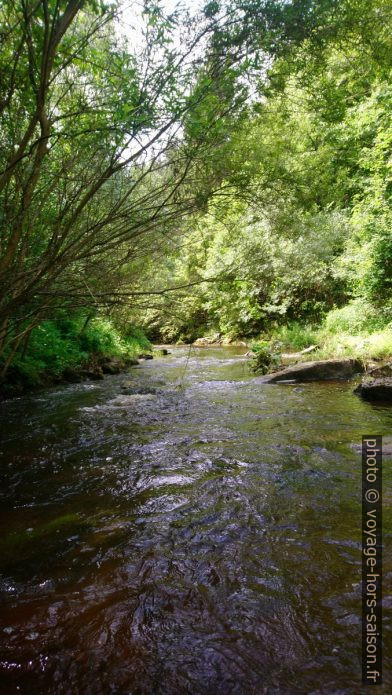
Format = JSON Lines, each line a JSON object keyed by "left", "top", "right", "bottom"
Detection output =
{"left": 362, "top": 435, "right": 382, "bottom": 685}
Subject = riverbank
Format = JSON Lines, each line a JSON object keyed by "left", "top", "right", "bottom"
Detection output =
{"left": 191, "top": 326, "right": 392, "bottom": 374}
{"left": 190, "top": 302, "right": 392, "bottom": 371}
{"left": 249, "top": 325, "right": 392, "bottom": 373}
{"left": 0, "top": 319, "right": 152, "bottom": 398}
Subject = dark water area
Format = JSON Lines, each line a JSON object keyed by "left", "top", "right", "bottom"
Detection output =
{"left": 0, "top": 346, "right": 391, "bottom": 694}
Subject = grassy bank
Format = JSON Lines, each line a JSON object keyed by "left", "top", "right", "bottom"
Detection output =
{"left": 1, "top": 317, "right": 151, "bottom": 395}
{"left": 250, "top": 300, "right": 392, "bottom": 371}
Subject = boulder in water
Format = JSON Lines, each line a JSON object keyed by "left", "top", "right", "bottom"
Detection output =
{"left": 259, "top": 358, "right": 363, "bottom": 383}
{"left": 354, "top": 377, "right": 392, "bottom": 402}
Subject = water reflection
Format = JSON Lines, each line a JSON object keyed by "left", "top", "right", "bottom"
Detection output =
{"left": 0, "top": 347, "right": 391, "bottom": 693}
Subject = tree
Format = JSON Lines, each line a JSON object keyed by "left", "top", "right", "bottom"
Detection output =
{"left": 0, "top": 0, "right": 255, "bottom": 375}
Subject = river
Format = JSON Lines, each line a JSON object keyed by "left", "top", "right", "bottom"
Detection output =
{"left": 0, "top": 346, "right": 391, "bottom": 694}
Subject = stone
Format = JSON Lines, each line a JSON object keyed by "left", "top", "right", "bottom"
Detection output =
{"left": 351, "top": 438, "right": 392, "bottom": 456}
{"left": 101, "top": 357, "right": 128, "bottom": 374}
{"left": 354, "top": 377, "right": 392, "bottom": 402}
{"left": 366, "top": 363, "right": 392, "bottom": 378}
{"left": 193, "top": 335, "right": 222, "bottom": 346}
{"left": 193, "top": 337, "right": 211, "bottom": 346}
{"left": 62, "top": 367, "right": 83, "bottom": 383}
{"left": 120, "top": 384, "right": 157, "bottom": 395}
{"left": 259, "top": 358, "right": 364, "bottom": 383}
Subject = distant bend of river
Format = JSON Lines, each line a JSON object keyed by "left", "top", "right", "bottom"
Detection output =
{"left": 0, "top": 346, "right": 391, "bottom": 694}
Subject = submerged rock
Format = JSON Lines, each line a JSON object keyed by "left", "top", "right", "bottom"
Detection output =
{"left": 111, "top": 394, "right": 157, "bottom": 406}
{"left": 121, "top": 383, "right": 157, "bottom": 395}
{"left": 138, "top": 353, "right": 153, "bottom": 360}
{"left": 354, "top": 377, "right": 392, "bottom": 402}
{"left": 259, "top": 358, "right": 363, "bottom": 383}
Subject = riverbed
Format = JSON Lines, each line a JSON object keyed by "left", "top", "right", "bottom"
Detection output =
{"left": 0, "top": 346, "right": 391, "bottom": 694}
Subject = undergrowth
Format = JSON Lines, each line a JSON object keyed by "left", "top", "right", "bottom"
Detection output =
{"left": 251, "top": 300, "right": 392, "bottom": 367}
{"left": 2, "top": 317, "right": 151, "bottom": 389}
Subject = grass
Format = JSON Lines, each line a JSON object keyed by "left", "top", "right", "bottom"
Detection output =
{"left": 268, "top": 322, "right": 319, "bottom": 351}
{"left": 252, "top": 300, "right": 392, "bottom": 365}
{"left": 311, "top": 329, "right": 392, "bottom": 361}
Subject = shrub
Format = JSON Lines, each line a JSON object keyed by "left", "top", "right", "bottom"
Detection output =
{"left": 270, "top": 322, "right": 319, "bottom": 350}
{"left": 250, "top": 340, "right": 282, "bottom": 373}
{"left": 323, "top": 299, "right": 389, "bottom": 335}
{"left": 2, "top": 316, "right": 151, "bottom": 388}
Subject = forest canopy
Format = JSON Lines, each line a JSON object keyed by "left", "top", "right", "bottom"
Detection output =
{"left": 0, "top": 0, "right": 391, "bottom": 386}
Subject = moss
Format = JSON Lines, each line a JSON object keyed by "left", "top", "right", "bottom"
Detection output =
{"left": 0, "top": 514, "right": 85, "bottom": 557}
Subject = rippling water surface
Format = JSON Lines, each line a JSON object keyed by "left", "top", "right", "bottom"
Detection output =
{"left": 0, "top": 346, "right": 391, "bottom": 694}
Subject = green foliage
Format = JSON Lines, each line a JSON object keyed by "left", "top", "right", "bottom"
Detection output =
{"left": 249, "top": 340, "right": 282, "bottom": 374}
{"left": 261, "top": 305, "right": 392, "bottom": 362}
{"left": 312, "top": 328, "right": 392, "bottom": 361}
{"left": 269, "top": 323, "right": 319, "bottom": 351}
{"left": 133, "top": 0, "right": 392, "bottom": 351}
{"left": 322, "top": 300, "right": 389, "bottom": 335}
{"left": 6, "top": 317, "right": 150, "bottom": 387}
{"left": 1, "top": 0, "right": 266, "bottom": 377}
{"left": 11, "top": 321, "right": 84, "bottom": 384}
{"left": 1, "top": 0, "right": 392, "bottom": 370}
{"left": 123, "top": 325, "right": 151, "bottom": 353}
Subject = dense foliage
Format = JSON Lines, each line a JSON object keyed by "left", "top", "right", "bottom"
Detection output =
{"left": 134, "top": 0, "right": 392, "bottom": 350}
{"left": 7, "top": 317, "right": 150, "bottom": 389}
{"left": 1, "top": 0, "right": 391, "bottom": 386}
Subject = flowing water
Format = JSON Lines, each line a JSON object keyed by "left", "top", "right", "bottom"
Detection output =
{"left": 0, "top": 346, "right": 391, "bottom": 694}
